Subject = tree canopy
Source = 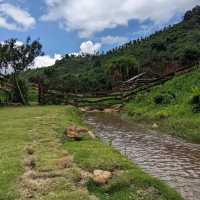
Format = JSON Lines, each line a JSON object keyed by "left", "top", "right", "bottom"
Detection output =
{"left": 0, "top": 37, "right": 43, "bottom": 104}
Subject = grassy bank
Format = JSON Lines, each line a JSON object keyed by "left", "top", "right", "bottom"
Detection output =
{"left": 124, "top": 68, "right": 200, "bottom": 143}
{"left": 0, "top": 106, "right": 183, "bottom": 200}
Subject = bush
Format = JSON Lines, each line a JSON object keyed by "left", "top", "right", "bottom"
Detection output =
{"left": 0, "top": 90, "right": 10, "bottom": 106}
{"left": 154, "top": 92, "right": 175, "bottom": 105}
{"left": 154, "top": 110, "right": 170, "bottom": 119}
{"left": 191, "top": 87, "right": 200, "bottom": 113}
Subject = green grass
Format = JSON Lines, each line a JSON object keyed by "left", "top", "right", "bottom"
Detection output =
{"left": 124, "top": 68, "right": 200, "bottom": 143}
{"left": 0, "top": 106, "right": 86, "bottom": 200}
{"left": 64, "top": 135, "right": 183, "bottom": 200}
{"left": 65, "top": 140, "right": 133, "bottom": 171}
{"left": 0, "top": 106, "right": 183, "bottom": 200}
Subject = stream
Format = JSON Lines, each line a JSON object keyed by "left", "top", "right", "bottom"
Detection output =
{"left": 85, "top": 112, "right": 200, "bottom": 200}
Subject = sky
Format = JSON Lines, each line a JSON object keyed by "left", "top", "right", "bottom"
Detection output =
{"left": 0, "top": 0, "right": 199, "bottom": 68}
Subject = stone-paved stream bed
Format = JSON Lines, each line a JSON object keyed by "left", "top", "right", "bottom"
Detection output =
{"left": 85, "top": 112, "right": 200, "bottom": 200}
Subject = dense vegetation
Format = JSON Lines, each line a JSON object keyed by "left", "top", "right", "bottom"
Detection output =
{"left": 124, "top": 67, "right": 200, "bottom": 143}
{"left": 0, "top": 38, "right": 43, "bottom": 104}
{"left": 24, "top": 6, "right": 200, "bottom": 95}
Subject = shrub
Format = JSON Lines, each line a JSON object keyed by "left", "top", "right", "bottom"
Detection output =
{"left": 154, "top": 110, "right": 170, "bottom": 120}
{"left": 154, "top": 92, "right": 175, "bottom": 105}
{"left": 0, "top": 90, "right": 10, "bottom": 106}
{"left": 191, "top": 87, "right": 200, "bottom": 113}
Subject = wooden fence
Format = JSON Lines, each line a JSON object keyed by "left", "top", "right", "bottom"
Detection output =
{"left": 40, "top": 66, "right": 197, "bottom": 107}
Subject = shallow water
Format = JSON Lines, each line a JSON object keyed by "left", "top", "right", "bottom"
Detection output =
{"left": 85, "top": 112, "right": 200, "bottom": 200}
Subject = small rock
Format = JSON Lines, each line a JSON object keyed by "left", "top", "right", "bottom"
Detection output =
{"left": 103, "top": 108, "right": 115, "bottom": 113}
{"left": 93, "top": 170, "right": 112, "bottom": 184}
{"left": 66, "top": 126, "right": 96, "bottom": 140}
{"left": 88, "top": 131, "right": 96, "bottom": 139}
{"left": 65, "top": 126, "right": 82, "bottom": 141}
{"left": 152, "top": 123, "right": 159, "bottom": 129}
{"left": 103, "top": 108, "right": 120, "bottom": 113}
{"left": 80, "top": 107, "right": 88, "bottom": 112}
{"left": 77, "top": 127, "right": 89, "bottom": 133}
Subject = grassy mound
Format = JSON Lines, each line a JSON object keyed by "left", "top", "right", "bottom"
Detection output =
{"left": 124, "top": 68, "right": 200, "bottom": 143}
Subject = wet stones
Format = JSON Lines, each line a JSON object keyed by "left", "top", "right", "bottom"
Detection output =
{"left": 103, "top": 108, "right": 119, "bottom": 113}
{"left": 79, "top": 106, "right": 121, "bottom": 113}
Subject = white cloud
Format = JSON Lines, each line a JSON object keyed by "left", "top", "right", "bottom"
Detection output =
{"left": 0, "top": 3, "right": 35, "bottom": 31}
{"left": 15, "top": 40, "right": 24, "bottom": 46}
{"left": 41, "top": 0, "right": 199, "bottom": 37}
{"left": 80, "top": 41, "right": 101, "bottom": 55}
{"left": 0, "top": 16, "right": 18, "bottom": 30}
{"left": 101, "top": 36, "right": 128, "bottom": 45}
{"left": 32, "top": 54, "right": 62, "bottom": 69}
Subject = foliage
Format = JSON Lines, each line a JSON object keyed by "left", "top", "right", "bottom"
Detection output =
{"left": 106, "top": 56, "right": 139, "bottom": 84}
{"left": 0, "top": 90, "right": 10, "bottom": 105}
{"left": 24, "top": 6, "right": 200, "bottom": 95}
{"left": 0, "top": 38, "right": 43, "bottom": 73}
{"left": 154, "top": 92, "right": 175, "bottom": 105}
{"left": 0, "top": 37, "right": 43, "bottom": 104}
{"left": 125, "top": 67, "right": 200, "bottom": 143}
{"left": 191, "top": 87, "right": 200, "bottom": 113}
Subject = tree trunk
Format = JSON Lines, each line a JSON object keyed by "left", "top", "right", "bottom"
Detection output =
{"left": 14, "top": 74, "right": 26, "bottom": 105}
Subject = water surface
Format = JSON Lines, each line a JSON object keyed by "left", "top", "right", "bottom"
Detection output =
{"left": 85, "top": 112, "right": 200, "bottom": 200}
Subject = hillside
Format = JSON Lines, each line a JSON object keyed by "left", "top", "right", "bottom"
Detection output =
{"left": 25, "top": 6, "right": 200, "bottom": 95}
{"left": 104, "top": 5, "right": 200, "bottom": 73}
{"left": 124, "top": 67, "right": 200, "bottom": 143}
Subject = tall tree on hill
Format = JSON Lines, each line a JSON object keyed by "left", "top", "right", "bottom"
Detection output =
{"left": 0, "top": 37, "right": 43, "bottom": 104}
{"left": 108, "top": 56, "right": 139, "bottom": 83}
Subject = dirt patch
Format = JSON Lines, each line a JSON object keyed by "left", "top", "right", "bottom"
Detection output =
{"left": 17, "top": 140, "right": 99, "bottom": 200}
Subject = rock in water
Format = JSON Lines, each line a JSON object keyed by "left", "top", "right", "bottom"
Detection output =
{"left": 152, "top": 123, "right": 159, "bottom": 129}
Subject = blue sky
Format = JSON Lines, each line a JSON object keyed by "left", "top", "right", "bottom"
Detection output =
{"left": 0, "top": 0, "right": 199, "bottom": 67}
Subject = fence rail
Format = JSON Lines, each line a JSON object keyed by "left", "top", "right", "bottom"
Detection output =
{"left": 41, "top": 66, "right": 197, "bottom": 107}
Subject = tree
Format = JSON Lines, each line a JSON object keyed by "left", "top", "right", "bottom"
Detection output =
{"left": 0, "top": 37, "right": 43, "bottom": 104}
{"left": 107, "top": 56, "right": 139, "bottom": 83}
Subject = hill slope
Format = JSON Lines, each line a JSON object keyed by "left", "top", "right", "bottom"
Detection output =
{"left": 25, "top": 6, "right": 200, "bottom": 94}
{"left": 124, "top": 67, "right": 200, "bottom": 143}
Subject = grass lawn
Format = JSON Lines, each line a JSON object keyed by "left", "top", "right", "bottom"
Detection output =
{"left": 124, "top": 68, "right": 200, "bottom": 143}
{"left": 0, "top": 105, "right": 183, "bottom": 200}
